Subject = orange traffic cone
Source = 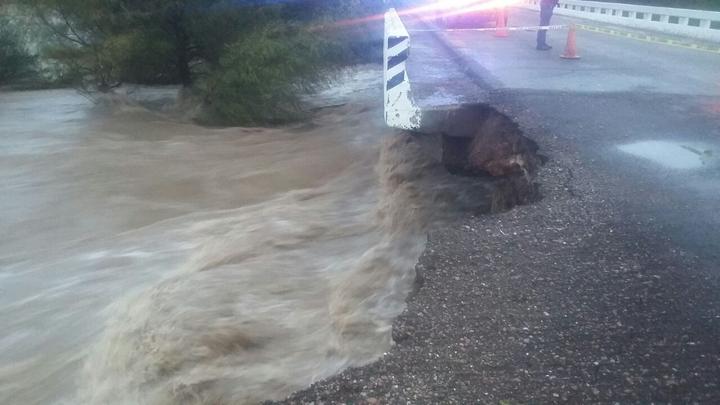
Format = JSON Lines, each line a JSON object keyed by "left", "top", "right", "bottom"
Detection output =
{"left": 560, "top": 23, "right": 581, "bottom": 59}
{"left": 494, "top": 8, "right": 508, "bottom": 38}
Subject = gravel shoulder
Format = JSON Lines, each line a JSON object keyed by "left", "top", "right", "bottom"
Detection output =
{"left": 273, "top": 94, "right": 720, "bottom": 403}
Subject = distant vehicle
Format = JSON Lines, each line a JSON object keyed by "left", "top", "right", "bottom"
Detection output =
{"left": 433, "top": 0, "right": 507, "bottom": 28}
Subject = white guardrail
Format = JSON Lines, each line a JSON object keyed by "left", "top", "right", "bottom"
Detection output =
{"left": 384, "top": 8, "right": 421, "bottom": 130}
{"left": 522, "top": 0, "right": 720, "bottom": 43}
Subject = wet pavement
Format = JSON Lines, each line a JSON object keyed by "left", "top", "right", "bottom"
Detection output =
{"left": 273, "top": 5, "right": 720, "bottom": 404}
{"left": 617, "top": 140, "right": 713, "bottom": 170}
{"left": 413, "top": 5, "right": 720, "bottom": 274}
{"left": 437, "top": 8, "right": 720, "bottom": 96}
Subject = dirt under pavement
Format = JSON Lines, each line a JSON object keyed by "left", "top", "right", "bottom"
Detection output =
{"left": 270, "top": 97, "right": 720, "bottom": 403}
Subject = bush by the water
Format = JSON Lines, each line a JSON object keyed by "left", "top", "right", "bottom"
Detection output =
{"left": 15, "top": 0, "right": 383, "bottom": 124}
{"left": 196, "top": 1, "right": 383, "bottom": 125}
{"left": 196, "top": 25, "right": 338, "bottom": 125}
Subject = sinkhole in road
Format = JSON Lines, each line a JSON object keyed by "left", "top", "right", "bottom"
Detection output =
{"left": 618, "top": 140, "right": 714, "bottom": 170}
{"left": 411, "top": 104, "right": 544, "bottom": 212}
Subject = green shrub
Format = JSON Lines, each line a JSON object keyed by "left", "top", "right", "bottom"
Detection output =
{"left": 194, "top": 1, "right": 386, "bottom": 125}
{"left": 19, "top": 0, "right": 385, "bottom": 123}
{"left": 196, "top": 24, "right": 340, "bottom": 125}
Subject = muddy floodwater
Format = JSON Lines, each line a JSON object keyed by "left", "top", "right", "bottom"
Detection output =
{"left": 0, "top": 71, "right": 483, "bottom": 404}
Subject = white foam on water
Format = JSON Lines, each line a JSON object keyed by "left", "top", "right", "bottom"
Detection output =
{"left": 1, "top": 67, "right": 469, "bottom": 405}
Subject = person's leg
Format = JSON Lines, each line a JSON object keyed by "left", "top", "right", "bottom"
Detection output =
{"left": 536, "top": 5, "right": 553, "bottom": 48}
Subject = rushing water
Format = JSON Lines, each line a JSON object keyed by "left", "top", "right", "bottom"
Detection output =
{"left": 0, "top": 70, "right": 476, "bottom": 404}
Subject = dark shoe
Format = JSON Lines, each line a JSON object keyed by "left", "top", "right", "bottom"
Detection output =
{"left": 536, "top": 44, "right": 552, "bottom": 51}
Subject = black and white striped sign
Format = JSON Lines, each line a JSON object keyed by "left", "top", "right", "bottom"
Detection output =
{"left": 384, "top": 8, "right": 421, "bottom": 130}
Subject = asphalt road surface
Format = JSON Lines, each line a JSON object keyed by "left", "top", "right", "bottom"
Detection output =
{"left": 275, "top": 6, "right": 720, "bottom": 404}
{"left": 426, "top": 6, "right": 720, "bottom": 268}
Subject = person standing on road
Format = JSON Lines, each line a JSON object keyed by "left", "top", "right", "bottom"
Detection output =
{"left": 537, "top": 0, "right": 559, "bottom": 50}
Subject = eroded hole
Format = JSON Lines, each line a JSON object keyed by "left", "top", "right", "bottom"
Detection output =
{"left": 409, "top": 104, "right": 544, "bottom": 214}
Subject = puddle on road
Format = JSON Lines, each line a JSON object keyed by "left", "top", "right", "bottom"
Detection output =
{"left": 618, "top": 140, "right": 714, "bottom": 170}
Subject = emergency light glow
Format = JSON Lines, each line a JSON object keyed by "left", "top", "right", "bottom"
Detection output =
{"left": 432, "top": 0, "right": 521, "bottom": 21}
{"left": 324, "top": 0, "right": 521, "bottom": 32}
{"left": 430, "top": 0, "right": 521, "bottom": 12}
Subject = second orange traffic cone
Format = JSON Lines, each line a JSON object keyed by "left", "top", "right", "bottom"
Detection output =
{"left": 494, "top": 8, "right": 508, "bottom": 38}
{"left": 560, "top": 23, "right": 581, "bottom": 59}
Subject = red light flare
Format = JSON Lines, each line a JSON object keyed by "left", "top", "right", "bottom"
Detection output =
{"left": 314, "top": 0, "right": 522, "bottom": 32}
{"left": 702, "top": 82, "right": 720, "bottom": 116}
{"left": 434, "top": 0, "right": 521, "bottom": 20}
{"left": 704, "top": 101, "right": 720, "bottom": 115}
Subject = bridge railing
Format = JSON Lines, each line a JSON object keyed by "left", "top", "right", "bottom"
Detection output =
{"left": 522, "top": 0, "right": 720, "bottom": 43}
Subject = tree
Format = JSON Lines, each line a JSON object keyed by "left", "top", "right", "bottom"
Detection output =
{"left": 20, "top": 0, "right": 385, "bottom": 123}
{"left": 26, "top": 0, "right": 270, "bottom": 90}
{"left": 195, "top": 0, "right": 385, "bottom": 124}
{"left": 26, "top": 0, "right": 132, "bottom": 91}
{"left": 115, "top": 0, "right": 222, "bottom": 87}
{"left": 196, "top": 22, "right": 334, "bottom": 124}
{"left": 0, "top": 17, "right": 37, "bottom": 85}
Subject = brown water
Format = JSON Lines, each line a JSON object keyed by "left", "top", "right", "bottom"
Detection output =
{"left": 0, "top": 71, "right": 476, "bottom": 404}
